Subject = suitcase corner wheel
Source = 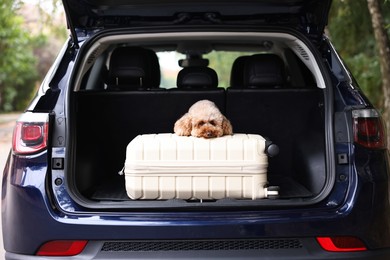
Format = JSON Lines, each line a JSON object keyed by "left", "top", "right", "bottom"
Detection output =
{"left": 265, "top": 186, "right": 280, "bottom": 199}
{"left": 265, "top": 140, "right": 279, "bottom": 157}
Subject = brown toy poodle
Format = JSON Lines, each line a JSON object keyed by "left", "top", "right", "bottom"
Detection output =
{"left": 174, "top": 100, "right": 233, "bottom": 138}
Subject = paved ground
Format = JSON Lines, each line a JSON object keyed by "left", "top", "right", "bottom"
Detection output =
{"left": 0, "top": 113, "right": 21, "bottom": 259}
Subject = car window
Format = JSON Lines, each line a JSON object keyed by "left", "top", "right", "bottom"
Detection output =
{"left": 158, "top": 51, "right": 256, "bottom": 89}
{"left": 157, "top": 51, "right": 185, "bottom": 89}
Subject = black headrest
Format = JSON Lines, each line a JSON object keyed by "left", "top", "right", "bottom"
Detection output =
{"left": 108, "top": 47, "right": 160, "bottom": 90}
{"left": 177, "top": 67, "right": 218, "bottom": 89}
{"left": 243, "top": 54, "right": 286, "bottom": 88}
{"left": 230, "top": 56, "right": 248, "bottom": 87}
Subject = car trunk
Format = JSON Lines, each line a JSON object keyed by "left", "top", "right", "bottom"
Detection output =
{"left": 66, "top": 31, "right": 331, "bottom": 208}
{"left": 72, "top": 88, "right": 325, "bottom": 203}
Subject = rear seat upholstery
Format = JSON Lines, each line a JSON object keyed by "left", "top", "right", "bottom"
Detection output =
{"left": 226, "top": 54, "right": 324, "bottom": 190}
{"left": 229, "top": 55, "right": 248, "bottom": 87}
{"left": 75, "top": 90, "right": 225, "bottom": 187}
{"left": 75, "top": 49, "right": 324, "bottom": 193}
{"left": 230, "top": 54, "right": 287, "bottom": 89}
{"left": 242, "top": 54, "right": 287, "bottom": 89}
{"left": 107, "top": 46, "right": 161, "bottom": 90}
{"left": 76, "top": 50, "right": 225, "bottom": 184}
{"left": 177, "top": 66, "right": 219, "bottom": 89}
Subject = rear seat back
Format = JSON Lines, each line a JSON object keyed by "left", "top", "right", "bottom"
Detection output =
{"left": 243, "top": 54, "right": 287, "bottom": 89}
{"left": 75, "top": 89, "right": 225, "bottom": 176}
{"left": 76, "top": 50, "right": 323, "bottom": 185}
{"left": 229, "top": 56, "right": 248, "bottom": 88}
{"left": 107, "top": 46, "right": 161, "bottom": 90}
{"left": 177, "top": 67, "right": 218, "bottom": 89}
{"left": 226, "top": 53, "right": 324, "bottom": 179}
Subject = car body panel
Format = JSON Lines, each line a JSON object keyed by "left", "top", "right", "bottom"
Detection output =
{"left": 3, "top": 0, "right": 390, "bottom": 259}
{"left": 3, "top": 150, "right": 390, "bottom": 255}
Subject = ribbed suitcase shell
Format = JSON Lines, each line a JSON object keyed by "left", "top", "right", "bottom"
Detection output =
{"left": 124, "top": 133, "right": 269, "bottom": 200}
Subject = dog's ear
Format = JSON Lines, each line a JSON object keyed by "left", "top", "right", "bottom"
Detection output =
{"left": 174, "top": 113, "right": 192, "bottom": 136}
{"left": 222, "top": 116, "right": 233, "bottom": 135}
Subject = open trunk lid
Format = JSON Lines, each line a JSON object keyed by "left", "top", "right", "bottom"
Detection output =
{"left": 62, "top": 0, "right": 332, "bottom": 46}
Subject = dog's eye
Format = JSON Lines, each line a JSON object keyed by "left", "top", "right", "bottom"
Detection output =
{"left": 209, "top": 120, "right": 216, "bottom": 126}
{"left": 197, "top": 121, "right": 205, "bottom": 127}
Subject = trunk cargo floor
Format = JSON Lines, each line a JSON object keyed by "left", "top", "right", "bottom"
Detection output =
{"left": 90, "top": 174, "right": 313, "bottom": 201}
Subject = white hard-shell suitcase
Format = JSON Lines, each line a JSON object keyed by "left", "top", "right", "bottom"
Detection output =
{"left": 123, "top": 133, "right": 278, "bottom": 200}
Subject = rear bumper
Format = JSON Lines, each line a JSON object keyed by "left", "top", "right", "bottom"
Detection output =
{"left": 3, "top": 180, "right": 390, "bottom": 257}
{"left": 3, "top": 153, "right": 390, "bottom": 256}
{"left": 5, "top": 240, "right": 390, "bottom": 260}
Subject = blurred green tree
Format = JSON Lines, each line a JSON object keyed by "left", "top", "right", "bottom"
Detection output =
{"left": 0, "top": 0, "right": 38, "bottom": 111}
{"left": 0, "top": 0, "right": 67, "bottom": 112}
{"left": 328, "top": 0, "right": 390, "bottom": 109}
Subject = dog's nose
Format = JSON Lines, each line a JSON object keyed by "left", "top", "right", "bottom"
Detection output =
{"left": 206, "top": 132, "right": 214, "bottom": 138}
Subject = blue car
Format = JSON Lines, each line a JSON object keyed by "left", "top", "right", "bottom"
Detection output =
{"left": 3, "top": 0, "right": 390, "bottom": 259}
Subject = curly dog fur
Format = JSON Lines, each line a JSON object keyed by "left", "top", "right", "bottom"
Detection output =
{"left": 174, "top": 100, "right": 233, "bottom": 138}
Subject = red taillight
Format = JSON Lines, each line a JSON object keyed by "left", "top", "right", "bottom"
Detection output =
{"left": 12, "top": 113, "right": 49, "bottom": 155}
{"left": 317, "top": 236, "right": 367, "bottom": 252}
{"left": 353, "top": 109, "right": 386, "bottom": 149}
{"left": 36, "top": 240, "right": 88, "bottom": 256}
{"left": 22, "top": 124, "right": 44, "bottom": 143}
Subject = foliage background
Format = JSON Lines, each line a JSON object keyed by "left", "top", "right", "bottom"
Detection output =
{"left": 328, "top": 0, "right": 390, "bottom": 109}
{"left": 0, "top": 0, "right": 66, "bottom": 112}
{"left": 0, "top": 0, "right": 389, "bottom": 112}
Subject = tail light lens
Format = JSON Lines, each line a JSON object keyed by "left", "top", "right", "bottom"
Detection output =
{"left": 352, "top": 109, "right": 386, "bottom": 149}
{"left": 317, "top": 236, "right": 367, "bottom": 252}
{"left": 12, "top": 112, "right": 50, "bottom": 155}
